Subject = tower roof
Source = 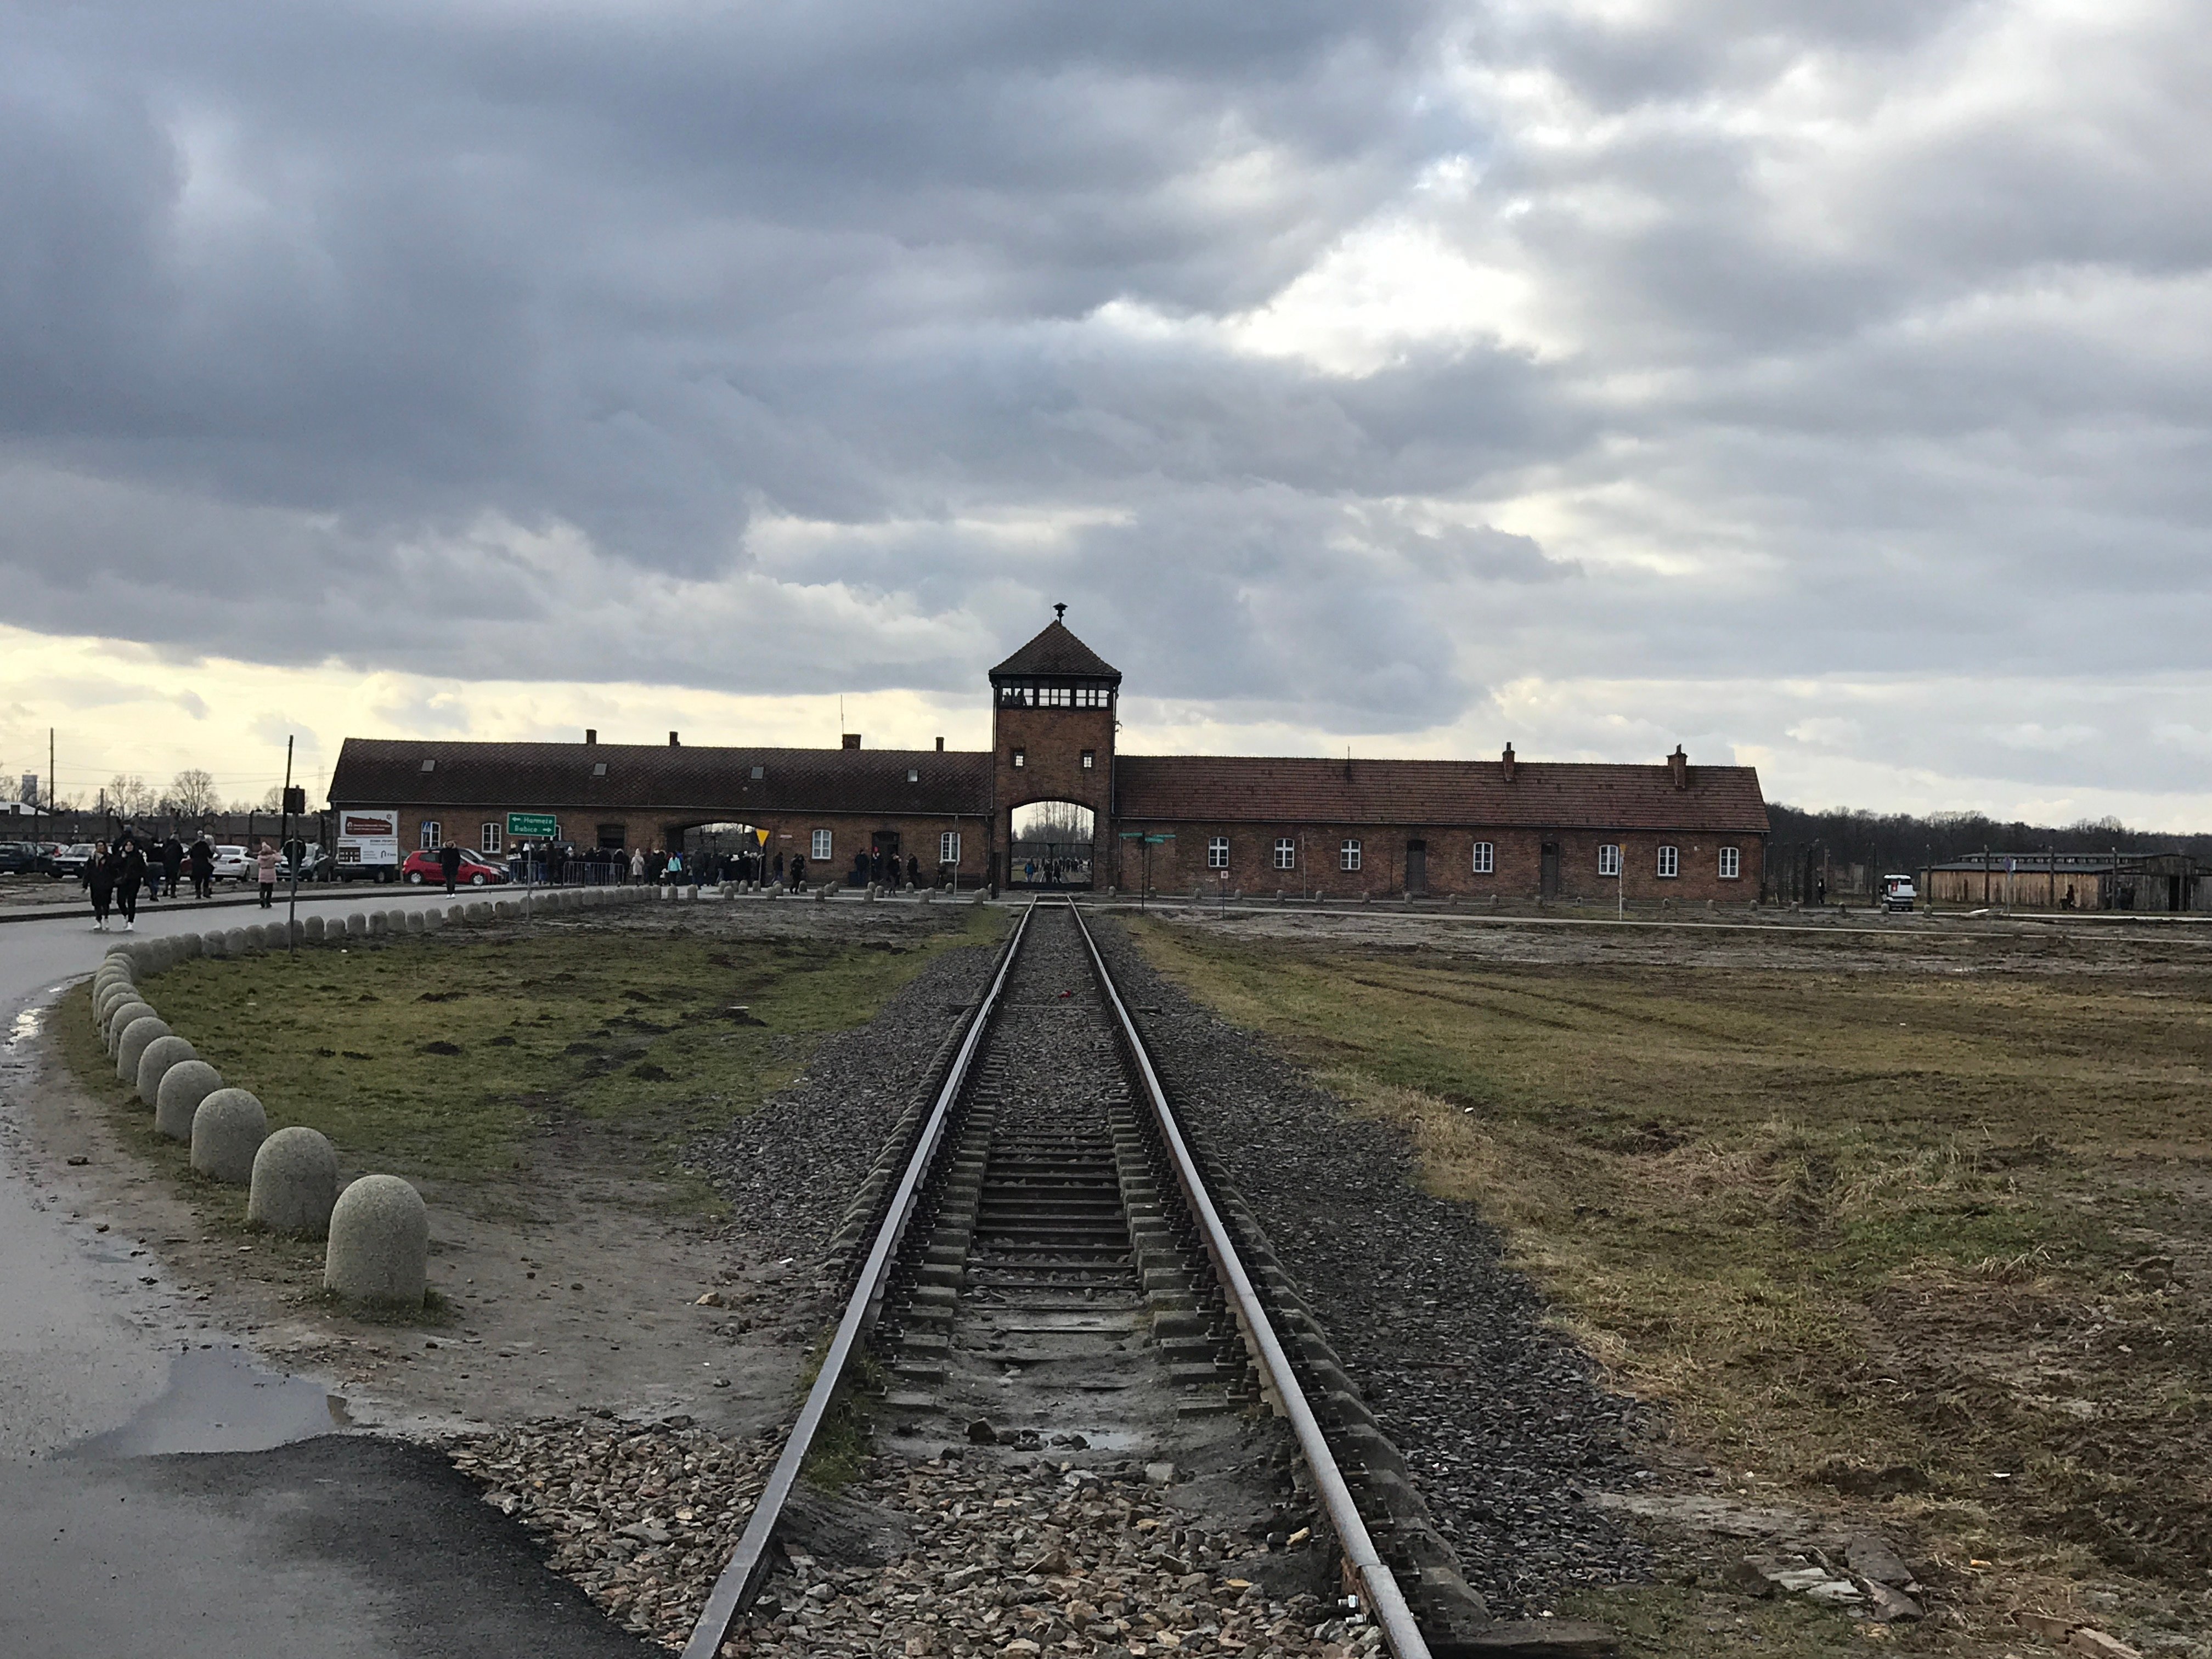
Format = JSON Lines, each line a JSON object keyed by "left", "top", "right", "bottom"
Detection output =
{"left": 989, "top": 617, "right": 1120, "bottom": 682}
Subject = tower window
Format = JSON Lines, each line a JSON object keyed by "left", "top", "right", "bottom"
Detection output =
{"left": 1657, "top": 844, "right": 1679, "bottom": 878}
{"left": 1080, "top": 750, "right": 1095, "bottom": 769}
{"left": 1273, "top": 838, "right": 1296, "bottom": 871}
{"left": 1012, "top": 749, "right": 1025, "bottom": 768}
{"left": 1471, "top": 841, "right": 1494, "bottom": 874}
{"left": 1207, "top": 836, "right": 1229, "bottom": 870}
{"left": 1340, "top": 839, "right": 1361, "bottom": 872}
{"left": 1598, "top": 844, "right": 1620, "bottom": 877}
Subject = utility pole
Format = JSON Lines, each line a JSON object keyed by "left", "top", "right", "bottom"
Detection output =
{"left": 282, "top": 736, "right": 302, "bottom": 953}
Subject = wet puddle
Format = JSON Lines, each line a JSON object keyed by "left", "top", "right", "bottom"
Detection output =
{"left": 75, "top": 1345, "right": 352, "bottom": 1457}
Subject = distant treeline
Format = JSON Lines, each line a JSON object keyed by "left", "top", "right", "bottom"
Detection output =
{"left": 1767, "top": 804, "right": 2212, "bottom": 876}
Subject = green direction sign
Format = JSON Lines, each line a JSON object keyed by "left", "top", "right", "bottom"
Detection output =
{"left": 506, "top": 812, "right": 559, "bottom": 839}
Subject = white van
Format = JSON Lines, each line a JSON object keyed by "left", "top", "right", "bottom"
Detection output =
{"left": 1882, "top": 874, "right": 1917, "bottom": 912}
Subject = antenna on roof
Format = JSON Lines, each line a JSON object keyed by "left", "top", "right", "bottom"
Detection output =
{"left": 1053, "top": 602, "right": 1066, "bottom": 621}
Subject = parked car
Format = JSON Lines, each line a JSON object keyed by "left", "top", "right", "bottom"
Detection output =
{"left": 1881, "top": 873, "right": 1917, "bottom": 912}
{"left": 210, "top": 844, "right": 252, "bottom": 882}
{"left": 276, "top": 843, "right": 333, "bottom": 883}
{"left": 49, "top": 843, "right": 97, "bottom": 879}
{"left": 0, "top": 842, "right": 52, "bottom": 876}
{"left": 400, "top": 849, "right": 510, "bottom": 887}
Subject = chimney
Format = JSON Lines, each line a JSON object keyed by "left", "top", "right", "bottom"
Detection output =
{"left": 1501, "top": 743, "right": 1516, "bottom": 783}
{"left": 584, "top": 729, "right": 597, "bottom": 745}
{"left": 1668, "top": 744, "right": 1688, "bottom": 789}
{"left": 669, "top": 731, "right": 680, "bottom": 747}
{"left": 842, "top": 733, "right": 861, "bottom": 751}
{"left": 935, "top": 736, "right": 945, "bottom": 752}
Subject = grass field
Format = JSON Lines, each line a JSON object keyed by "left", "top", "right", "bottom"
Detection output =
{"left": 72, "top": 912, "right": 1000, "bottom": 1201}
{"left": 1130, "top": 916, "right": 2212, "bottom": 1656}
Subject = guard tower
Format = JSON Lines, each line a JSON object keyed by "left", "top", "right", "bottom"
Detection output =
{"left": 989, "top": 607, "right": 1120, "bottom": 888}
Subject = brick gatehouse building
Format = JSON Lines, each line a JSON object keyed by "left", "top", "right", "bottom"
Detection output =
{"left": 328, "top": 614, "right": 1769, "bottom": 899}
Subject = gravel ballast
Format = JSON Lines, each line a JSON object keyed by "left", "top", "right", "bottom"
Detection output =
{"left": 452, "top": 1417, "right": 1369, "bottom": 1657}
{"left": 1091, "top": 916, "right": 1654, "bottom": 1616}
{"left": 684, "top": 926, "right": 1003, "bottom": 1261}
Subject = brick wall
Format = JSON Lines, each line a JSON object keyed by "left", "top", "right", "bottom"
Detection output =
{"left": 1110, "top": 821, "right": 1763, "bottom": 901}
{"left": 992, "top": 703, "right": 1115, "bottom": 883}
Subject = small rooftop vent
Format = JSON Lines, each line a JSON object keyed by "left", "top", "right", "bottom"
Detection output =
{"left": 842, "top": 733, "right": 861, "bottom": 750}
{"left": 907, "top": 769, "right": 919, "bottom": 783}
{"left": 750, "top": 765, "right": 764, "bottom": 781}
{"left": 584, "top": 728, "right": 597, "bottom": 744}
{"left": 592, "top": 763, "right": 607, "bottom": 777}
{"left": 420, "top": 758, "right": 436, "bottom": 773}
{"left": 669, "top": 731, "right": 680, "bottom": 747}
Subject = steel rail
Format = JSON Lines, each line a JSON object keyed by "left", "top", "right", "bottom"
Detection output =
{"left": 682, "top": 897, "right": 1040, "bottom": 1659}
{"left": 1066, "top": 899, "right": 1434, "bottom": 1659}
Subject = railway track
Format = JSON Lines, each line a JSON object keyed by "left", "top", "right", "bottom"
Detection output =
{"left": 684, "top": 899, "right": 1610, "bottom": 1659}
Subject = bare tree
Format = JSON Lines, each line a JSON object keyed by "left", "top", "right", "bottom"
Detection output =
{"left": 232, "top": 785, "right": 285, "bottom": 813}
{"left": 162, "top": 768, "right": 221, "bottom": 818}
{"left": 105, "top": 774, "right": 157, "bottom": 816}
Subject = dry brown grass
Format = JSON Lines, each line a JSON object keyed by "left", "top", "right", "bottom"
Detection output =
{"left": 1130, "top": 915, "right": 2212, "bottom": 1657}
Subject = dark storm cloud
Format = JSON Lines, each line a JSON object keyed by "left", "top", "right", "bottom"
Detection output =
{"left": 1, "top": 0, "right": 2209, "bottom": 798}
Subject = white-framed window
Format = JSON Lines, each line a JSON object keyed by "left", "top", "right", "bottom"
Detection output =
{"left": 940, "top": 831, "right": 961, "bottom": 865}
{"left": 1718, "top": 845, "right": 1740, "bottom": 879}
{"left": 1081, "top": 750, "right": 1095, "bottom": 770}
{"left": 480, "top": 822, "right": 503, "bottom": 854}
{"left": 1041, "top": 686, "right": 1072, "bottom": 708}
{"left": 1207, "top": 836, "right": 1229, "bottom": 870}
{"left": 811, "top": 829, "right": 833, "bottom": 861}
{"left": 1471, "top": 841, "right": 1494, "bottom": 874}
{"left": 1341, "top": 839, "right": 1362, "bottom": 872}
{"left": 1273, "top": 838, "right": 1296, "bottom": 871}
{"left": 420, "top": 820, "right": 442, "bottom": 850}
{"left": 1657, "top": 844, "right": 1679, "bottom": 878}
{"left": 1012, "top": 748, "right": 1025, "bottom": 769}
{"left": 1598, "top": 844, "right": 1620, "bottom": 877}
{"left": 1074, "top": 686, "right": 1111, "bottom": 708}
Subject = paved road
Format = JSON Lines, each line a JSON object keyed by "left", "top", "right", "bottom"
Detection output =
{"left": 0, "top": 893, "right": 653, "bottom": 1658}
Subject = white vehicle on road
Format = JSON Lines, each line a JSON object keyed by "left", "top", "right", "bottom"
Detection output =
{"left": 1881, "top": 873, "right": 1917, "bottom": 912}
{"left": 210, "top": 844, "right": 252, "bottom": 882}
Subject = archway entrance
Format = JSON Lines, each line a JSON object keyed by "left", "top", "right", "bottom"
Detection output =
{"left": 1009, "top": 801, "right": 1095, "bottom": 889}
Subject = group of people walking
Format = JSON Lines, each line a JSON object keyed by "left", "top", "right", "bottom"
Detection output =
{"left": 81, "top": 834, "right": 281, "bottom": 929}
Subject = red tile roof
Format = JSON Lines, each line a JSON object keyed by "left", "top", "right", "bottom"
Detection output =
{"left": 1113, "top": 754, "right": 1770, "bottom": 833}
{"left": 328, "top": 738, "right": 992, "bottom": 817}
{"left": 990, "top": 620, "right": 1121, "bottom": 681}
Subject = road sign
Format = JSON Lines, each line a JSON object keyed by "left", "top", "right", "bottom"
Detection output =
{"left": 507, "top": 812, "right": 560, "bottom": 838}
{"left": 1119, "top": 832, "right": 1175, "bottom": 843}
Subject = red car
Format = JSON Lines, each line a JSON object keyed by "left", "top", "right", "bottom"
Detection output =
{"left": 400, "top": 849, "right": 510, "bottom": 887}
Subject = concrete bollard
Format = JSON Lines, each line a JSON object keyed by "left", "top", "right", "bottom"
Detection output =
{"left": 304, "top": 914, "right": 326, "bottom": 942}
{"left": 324, "top": 1175, "right": 428, "bottom": 1305}
{"left": 247, "top": 1127, "right": 341, "bottom": 1238}
{"left": 116, "top": 1015, "right": 173, "bottom": 1082}
{"left": 447, "top": 904, "right": 466, "bottom": 923}
{"left": 421, "top": 907, "right": 443, "bottom": 931}
{"left": 246, "top": 923, "right": 268, "bottom": 950}
{"left": 387, "top": 908, "right": 409, "bottom": 932}
{"left": 155, "top": 1060, "right": 224, "bottom": 1141}
{"left": 135, "top": 1034, "right": 198, "bottom": 1108}
{"left": 405, "top": 909, "right": 425, "bottom": 933}
{"left": 469, "top": 901, "right": 493, "bottom": 922}
{"left": 345, "top": 911, "right": 368, "bottom": 938}
{"left": 223, "top": 927, "right": 249, "bottom": 955}
{"left": 190, "top": 1088, "right": 267, "bottom": 1184}
{"left": 95, "top": 982, "right": 139, "bottom": 1028}
{"left": 177, "top": 932, "right": 204, "bottom": 958}
{"left": 103, "top": 999, "right": 156, "bottom": 1054}
{"left": 366, "top": 911, "right": 386, "bottom": 935}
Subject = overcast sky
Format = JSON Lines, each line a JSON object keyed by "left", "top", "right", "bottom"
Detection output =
{"left": 4, "top": 1, "right": 2210, "bottom": 824}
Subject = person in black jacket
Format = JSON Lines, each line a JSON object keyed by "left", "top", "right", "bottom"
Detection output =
{"left": 188, "top": 835, "right": 215, "bottom": 899}
{"left": 438, "top": 842, "right": 461, "bottom": 894}
{"left": 114, "top": 836, "right": 147, "bottom": 931}
{"left": 160, "top": 836, "right": 185, "bottom": 899}
{"left": 86, "top": 841, "right": 116, "bottom": 931}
